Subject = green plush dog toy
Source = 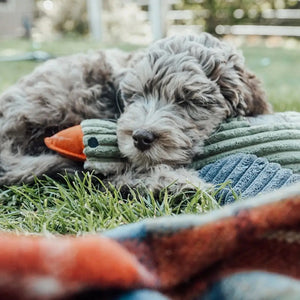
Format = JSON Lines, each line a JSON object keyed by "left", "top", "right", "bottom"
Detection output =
{"left": 45, "top": 112, "right": 300, "bottom": 175}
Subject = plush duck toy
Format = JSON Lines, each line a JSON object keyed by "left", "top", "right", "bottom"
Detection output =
{"left": 44, "top": 119, "right": 126, "bottom": 175}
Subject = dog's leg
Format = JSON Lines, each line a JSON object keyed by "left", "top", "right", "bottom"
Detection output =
{"left": 111, "top": 164, "right": 211, "bottom": 195}
{"left": 0, "top": 154, "right": 82, "bottom": 186}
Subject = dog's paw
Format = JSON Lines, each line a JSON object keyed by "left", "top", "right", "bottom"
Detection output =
{"left": 163, "top": 175, "right": 212, "bottom": 195}
{"left": 111, "top": 164, "right": 212, "bottom": 196}
{"left": 146, "top": 164, "right": 212, "bottom": 195}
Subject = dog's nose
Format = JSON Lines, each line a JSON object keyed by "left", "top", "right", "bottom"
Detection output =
{"left": 132, "top": 129, "right": 156, "bottom": 151}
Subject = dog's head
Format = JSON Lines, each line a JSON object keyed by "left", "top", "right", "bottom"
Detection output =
{"left": 117, "top": 33, "right": 270, "bottom": 170}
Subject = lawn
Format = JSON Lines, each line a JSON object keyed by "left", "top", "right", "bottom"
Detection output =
{"left": 0, "top": 37, "right": 299, "bottom": 235}
{"left": 242, "top": 46, "right": 300, "bottom": 112}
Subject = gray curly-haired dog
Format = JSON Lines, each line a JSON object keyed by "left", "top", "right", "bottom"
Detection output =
{"left": 0, "top": 33, "right": 271, "bottom": 192}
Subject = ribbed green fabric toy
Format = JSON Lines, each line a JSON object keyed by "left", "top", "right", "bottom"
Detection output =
{"left": 80, "top": 112, "right": 300, "bottom": 174}
{"left": 81, "top": 119, "right": 126, "bottom": 175}
{"left": 191, "top": 112, "right": 300, "bottom": 173}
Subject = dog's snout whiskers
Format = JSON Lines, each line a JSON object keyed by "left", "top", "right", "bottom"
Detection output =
{"left": 132, "top": 129, "right": 156, "bottom": 151}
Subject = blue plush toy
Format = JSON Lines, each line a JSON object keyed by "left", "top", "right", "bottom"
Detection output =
{"left": 193, "top": 112, "right": 300, "bottom": 204}
{"left": 199, "top": 153, "right": 300, "bottom": 205}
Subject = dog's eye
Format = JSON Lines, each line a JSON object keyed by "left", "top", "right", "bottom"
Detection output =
{"left": 177, "top": 98, "right": 188, "bottom": 107}
{"left": 175, "top": 89, "right": 196, "bottom": 106}
{"left": 174, "top": 90, "right": 187, "bottom": 105}
{"left": 121, "top": 91, "right": 144, "bottom": 106}
{"left": 120, "top": 91, "right": 135, "bottom": 104}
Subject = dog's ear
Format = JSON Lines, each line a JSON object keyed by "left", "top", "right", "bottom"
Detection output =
{"left": 239, "top": 67, "right": 272, "bottom": 115}
{"left": 201, "top": 50, "right": 271, "bottom": 117}
{"left": 189, "top": 33, "right": 272, "bottom": 116}
{"left": 209, "top": 55, "right": 271, "bottom": 116}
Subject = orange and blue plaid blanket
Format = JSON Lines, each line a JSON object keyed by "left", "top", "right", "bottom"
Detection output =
{"left": 0, "top": 183, "right": 299, "bottom": 299}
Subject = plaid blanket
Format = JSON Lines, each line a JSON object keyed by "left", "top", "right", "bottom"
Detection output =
{"left": 0, "top": 183, "right": 299, "bottom": 299}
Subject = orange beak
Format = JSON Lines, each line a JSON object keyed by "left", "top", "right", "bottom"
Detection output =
{"left": 44, "top": 125, "right": 87, "bottom": 161}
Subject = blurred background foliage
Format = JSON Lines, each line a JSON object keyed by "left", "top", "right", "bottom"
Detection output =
{"left": 175, "top": 0, "right": 300, "bottom": 34}
{"left": 32, "top": 0, "right": 300, "bottom": 38}
{"left": 34, "top": 0, "right": 150, "bottom": 43}
{"left": 36, "top": 0, "right": 89, "bottom": 36}
{"left": 0, "top": 0, "right": 299, "bottom": 111}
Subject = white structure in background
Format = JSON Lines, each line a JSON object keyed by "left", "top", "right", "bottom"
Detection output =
{"left": 87, "top": 0, "right": 103, "bottom": 41}
{"left": 149, "top": 0, "right": 169, "bottom": 40}
{"left": 86, "top": 0, "right": 178, "bottom": 42}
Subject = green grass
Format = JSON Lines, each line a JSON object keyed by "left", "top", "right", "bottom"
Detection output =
{"left": 0, "top": 173, "right": 222, "bottom": 234}
{"left": 0, "top": 37, "right": 140, "bottom": 93}
{"left": 0, "top": 37, "right": 299, "bottom": 235}
{"left": 242, "top": 46, "right": 300, "bottom": 112}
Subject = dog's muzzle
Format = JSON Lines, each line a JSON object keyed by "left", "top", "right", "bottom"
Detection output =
{"left": 132, "top": 129, "right": 156, "bottom": 151}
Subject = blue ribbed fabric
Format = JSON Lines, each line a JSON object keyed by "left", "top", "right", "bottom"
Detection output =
{"left": 199, "top": 153, "right": 300, "bottom": 205}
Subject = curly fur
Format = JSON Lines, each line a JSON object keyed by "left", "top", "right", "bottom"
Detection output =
{"left": 0, "top": 33, "right": 271, "bottom": 192}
